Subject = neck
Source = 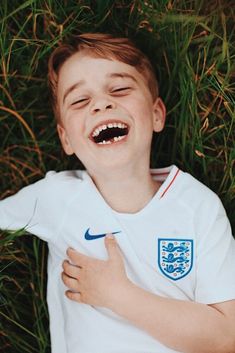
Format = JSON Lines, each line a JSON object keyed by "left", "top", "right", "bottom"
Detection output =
{"left": 89, "top": 165, "right": 161, "bottom": 214}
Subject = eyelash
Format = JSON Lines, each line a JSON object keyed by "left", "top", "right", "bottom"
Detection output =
{"left": 70, "top": 87, "right": 131, "bottom": 107}
{"left": 71, "top": 98, "right": 89, "bottom": 106}
{"left": 111, "top": 87, "right": 131, "bottom": 93}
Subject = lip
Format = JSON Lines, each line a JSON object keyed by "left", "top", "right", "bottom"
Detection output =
{"left": 88, "top": 118, "right": 130, "bottom": 145}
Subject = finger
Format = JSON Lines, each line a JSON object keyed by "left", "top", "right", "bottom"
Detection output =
{"left": 66, "top": 290, "right": 82, "bottom": 303}
{"left": 62, "top": 272, "right": 80, "bottom": 292}
{"left": 66, "top": 248, "right": 90, "bottom": 267}
{"left": 105, "top": 234, "right": 122, "bottom": 262}
{"left": 62, "top": 260, "right": 80, "bottom": 279}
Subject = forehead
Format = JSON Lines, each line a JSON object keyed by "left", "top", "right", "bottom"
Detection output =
{"left": 57, "top": 53, "right": 147, "bottom": 97}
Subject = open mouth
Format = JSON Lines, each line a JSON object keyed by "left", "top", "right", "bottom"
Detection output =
{"left": 90, "top": 122, "right": 129, "bottom": 145}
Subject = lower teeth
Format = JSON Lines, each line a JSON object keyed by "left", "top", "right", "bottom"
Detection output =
{"left": 98, "top": 140, "right": 111, "bottom": 145}
{"left": 97, "top": 135, "right": 125, "bottom": 145}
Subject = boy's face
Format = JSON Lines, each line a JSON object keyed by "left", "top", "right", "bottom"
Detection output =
{"left": 57, "top": 52, "right": 166, "bottom": 176}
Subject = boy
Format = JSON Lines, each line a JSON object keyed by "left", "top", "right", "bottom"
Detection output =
{"left": 0, "top": 33, "right": 235, "bottom": 353}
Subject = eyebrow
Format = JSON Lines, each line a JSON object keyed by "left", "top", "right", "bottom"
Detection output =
{"left": 107, "top": 72, "right": 138, "bottom": 83}
{"left": 63, "top": 80, "right": 85, "bottom": 104}
{"left": 62, "top": 72, "right": 138, "bottom": 104}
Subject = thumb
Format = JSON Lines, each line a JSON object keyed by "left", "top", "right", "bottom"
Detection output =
{"left": 105, "top": 234, "right": 122, "bottom": 262}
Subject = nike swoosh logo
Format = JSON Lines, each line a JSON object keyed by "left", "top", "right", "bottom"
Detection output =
{"left": 84, "top": 228, "right": 121, "bottom": 240}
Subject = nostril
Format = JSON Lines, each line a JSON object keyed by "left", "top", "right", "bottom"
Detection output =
{"left": 92, "top": 102, "right": 114, "bottom": 113}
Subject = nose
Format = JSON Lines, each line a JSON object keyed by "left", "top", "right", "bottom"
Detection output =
{"left": 90, "top": 97, "right": 116, "bottom": 115}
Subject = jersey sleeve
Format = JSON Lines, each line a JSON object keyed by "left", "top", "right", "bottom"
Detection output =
{"left": 0, "top": 172, "right": 61, "bottom": 242}
{"left": 194, "top": 194, "right": 235, "bottom": 304}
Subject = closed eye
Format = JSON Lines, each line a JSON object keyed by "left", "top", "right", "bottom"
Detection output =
{"left": 111, "top": 87, "right": 132, "bottom": 94}
{"left": 71, "top": 98, "right": 89, "bottom": 106}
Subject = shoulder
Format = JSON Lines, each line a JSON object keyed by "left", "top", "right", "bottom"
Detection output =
{"left": 174, "top": 169, "right": 226, "bottom": 223}
{"left": 33, "top": 169, "right": 89, "bottom": 201}
{"left": 43, "top": 169, "right": 87, "bottom": 184}
{"left": 182, "top": 170, "right": 222, "bottom": 203}
{"left": 44, "top": 169, "right": 86, "bottom": 180}
{"left": 172, "top": 169, "right": 232, "bottom": 242}
{"left": 154, "top": 165, "right": 223, "bottom": 213}
{"left": 44, "top": 169, "right": 86, "bottom": 185}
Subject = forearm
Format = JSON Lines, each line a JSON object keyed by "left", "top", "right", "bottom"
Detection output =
{"left": 64, "top": 238, "right": 235, "bottom": 352}
{"left": 109, "top": 282, "right": 233, "bottom": 353}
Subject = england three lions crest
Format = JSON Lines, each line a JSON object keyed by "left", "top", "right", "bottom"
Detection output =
{"left": 158, "top": 238, "right": 193, "bottom": 281}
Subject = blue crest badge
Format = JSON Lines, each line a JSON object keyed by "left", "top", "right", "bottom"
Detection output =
{"left": 158, "top": 238, "right": 193, "bottom": 281}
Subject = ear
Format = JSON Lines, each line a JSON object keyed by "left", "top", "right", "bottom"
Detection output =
{"left": 57, "top": 124, "right": 74, "bottom": 155}
{"left": 152, "top": 97, "right": 166, "bottom": 132}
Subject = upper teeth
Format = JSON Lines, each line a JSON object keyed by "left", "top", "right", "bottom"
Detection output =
{"left": 92, "top": 122, "right": 127, "bottom": 137}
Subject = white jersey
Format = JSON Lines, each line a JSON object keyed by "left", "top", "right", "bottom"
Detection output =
{"left": 1, "top": 165, "right": 235, "bottom": 353}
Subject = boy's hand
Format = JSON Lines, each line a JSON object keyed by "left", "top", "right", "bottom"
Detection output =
{"left": 62, "top": 235, "right": 131, "bottom": 308}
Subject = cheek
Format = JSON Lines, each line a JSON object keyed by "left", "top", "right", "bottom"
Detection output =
{"left": 133, "top": 105, "right": 154, "bottom": 127}
{"left": 126, "top": 94, "right": 153, "bottom": 115}
{"left": 64, "top": 113, "right": 85, "bottom": 135}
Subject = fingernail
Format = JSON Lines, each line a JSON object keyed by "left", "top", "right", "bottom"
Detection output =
{"left": 106, "top": 233, "right": 115, "bottom": 240}
{"left": 66, "top": 291, "right": 72, "bottom": 299}
{"left": 67, "top": 247, "right": 75, "bottom": 256}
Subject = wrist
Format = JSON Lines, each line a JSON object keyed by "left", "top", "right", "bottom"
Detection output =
{"left": 108, "top": 279, "right": 138, "bottom": 313}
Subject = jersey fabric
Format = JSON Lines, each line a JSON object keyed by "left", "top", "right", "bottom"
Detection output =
{"left": 0, "top": 165, "right": 235, "bottom": 353}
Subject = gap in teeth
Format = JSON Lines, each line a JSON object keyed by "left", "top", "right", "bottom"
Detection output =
{"left": 114, "top": 135, "right": 125, "bottom": 142}
{"left": 97, "top": 135, "right": 125, "bottom": 144}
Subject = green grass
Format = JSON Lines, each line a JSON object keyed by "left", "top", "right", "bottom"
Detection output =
{"left": 0, "top": 0, "right": 234, "bottom": 351}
